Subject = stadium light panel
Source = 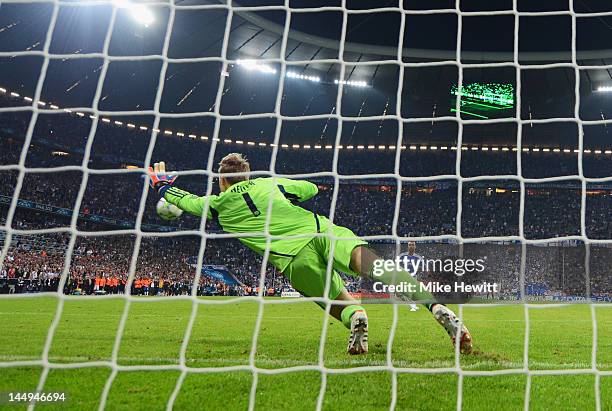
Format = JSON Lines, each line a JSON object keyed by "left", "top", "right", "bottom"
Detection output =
{"left": 236, "top": 59, "right": 277, "bottom": 74}
{"left": 286, "top": 71, "right": 320, "bottom": 83}
{"left": 130, "top": 4, "right": 154, "bottom": 26}
{"left": 114, "top": 0, "right": 154, "bottom": 27}
{"left": 334, "top": 79, "right": 368, "bottom": 88}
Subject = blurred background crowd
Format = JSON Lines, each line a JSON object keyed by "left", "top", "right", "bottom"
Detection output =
{"left": 0, "top": 97, "right": 610, "bottom": 300}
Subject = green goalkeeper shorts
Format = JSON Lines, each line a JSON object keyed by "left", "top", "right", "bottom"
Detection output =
{"left": 283, "top": 224, "right": 368, "bottom": 300}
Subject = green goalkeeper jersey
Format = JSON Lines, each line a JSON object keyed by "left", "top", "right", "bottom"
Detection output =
{"left": 162, "top": 177, "right": 330, "bottom": 271}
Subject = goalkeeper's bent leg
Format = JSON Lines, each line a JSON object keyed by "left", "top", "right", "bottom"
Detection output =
{"left": 332, "top": 289, "right": 368, "bottom": 355}
{"left": 349, "top": 246, "right": 436, "bottom": 309}
{"left": 349, "top": 246, "right": 473, "bottom": 353}
{"left": 329, "top": 288, "right": 365, "bottom": 329}
{"left": 312, "top": 288, "right": 369, "bottom": 355}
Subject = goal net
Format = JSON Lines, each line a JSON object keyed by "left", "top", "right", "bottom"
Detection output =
{"left": 0, "top": 0, "right": 610, "bottom": 409}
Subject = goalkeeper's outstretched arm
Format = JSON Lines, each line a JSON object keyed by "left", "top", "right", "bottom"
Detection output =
{"left": 148, "top": 161, "right": 215, "bottom": 218}
{"left": 275, "top": 177, "right": 318, "bottom": 203}
{"left": 162, "top": 186, "right": 216, "bottom": 218}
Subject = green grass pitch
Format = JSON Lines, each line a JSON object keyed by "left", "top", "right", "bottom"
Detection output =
{"left": 0, "top": 297, "right": 611, "bottom": 410}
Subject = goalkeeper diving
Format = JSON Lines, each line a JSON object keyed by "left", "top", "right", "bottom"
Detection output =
{"left": 148, "top": 154, "right": 473, "bottom": 355}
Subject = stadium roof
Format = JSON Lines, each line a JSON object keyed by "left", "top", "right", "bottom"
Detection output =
{"left": 0, "top": 0, "right": 611, "bottom": 147}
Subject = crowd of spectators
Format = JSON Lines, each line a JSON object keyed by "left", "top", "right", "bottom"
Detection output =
{"left": 1, "top": 103, "right": 610, "bottom": 300}
{"left": 2, "top": 110, "right": 612, "bottom": 178}
{"left": 1, "top": 225, "right": 608, "bottom": 299}
{"left": 2, "top": 145, "right": 610, "bottom": 240}
{"left": 0, "top": 218, "right": 292, "bottom": 296}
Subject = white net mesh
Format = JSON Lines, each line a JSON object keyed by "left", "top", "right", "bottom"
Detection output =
{"left": 0, "top": 0, "right": 611, "bottom": 410}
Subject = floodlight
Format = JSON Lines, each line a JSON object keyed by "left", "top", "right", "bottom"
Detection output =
{"left": 114, "top": 0, "right": 154, "bottom": 27}
{"left": 236, "top": 59, "right": 277, "bottom": 74}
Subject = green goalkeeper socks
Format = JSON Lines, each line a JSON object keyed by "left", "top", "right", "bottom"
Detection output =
{"left": 341, "top": 305, "right": 366, "bottom": 329}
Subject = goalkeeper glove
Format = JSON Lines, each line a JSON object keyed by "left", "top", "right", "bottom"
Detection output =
{"left": 148, "top": 161, "right": 177, "bottom": 195}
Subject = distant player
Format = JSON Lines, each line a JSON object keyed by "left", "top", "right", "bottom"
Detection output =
{"left": 148, "top": 154, "right": 472, "bottom": 355}
{"left": 397, "top": 241, "right": 422, "bottom": 312}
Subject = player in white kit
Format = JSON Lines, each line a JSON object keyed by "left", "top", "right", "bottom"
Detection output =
{"left": 397, "top": 241, "right": 423, "bottom": 311}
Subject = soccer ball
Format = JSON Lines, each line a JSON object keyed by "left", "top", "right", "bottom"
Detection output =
{"left": 156, "top": 198, "right": 183, "bottom": 221}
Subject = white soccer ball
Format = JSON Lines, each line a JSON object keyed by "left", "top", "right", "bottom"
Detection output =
{"left": 156, "top": 198, "right": 183, "bottom": 221}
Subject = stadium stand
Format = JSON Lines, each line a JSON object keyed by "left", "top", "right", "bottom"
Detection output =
{"left": 1, "top": 99, "right": 610, "bottom": 300}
